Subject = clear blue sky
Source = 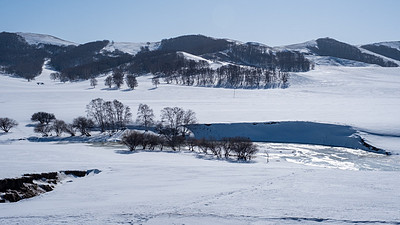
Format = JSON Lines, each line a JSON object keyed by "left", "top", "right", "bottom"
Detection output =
{"left": 1, "top": 0, "right": 399, "bottom": 46}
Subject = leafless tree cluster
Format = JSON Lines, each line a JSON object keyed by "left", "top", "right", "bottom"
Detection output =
{"left": 163, "top": 63, "right": 290, "bottom": 89}
{"left": 190, "top": 137, "right": 258, "bottom": 161}
{"left": 30, "top": 111, "right": 95, "bottom": 137}
{"left": 121, "top": 131, "right": 258, "bottom": 161}
{"left": 122, "top": 131, "right": 166, "bottom": 151}
{"left": 0, "top": 117, "right": 18, "bottom": 133}
{"left": 104, "top": 68, "right": 138, "bottom": 90}
{"left": 86, "top": 98, "right": 132, "bottom": 133}
{"left": 31, "top": 112, "right": 76, "bottom": 137}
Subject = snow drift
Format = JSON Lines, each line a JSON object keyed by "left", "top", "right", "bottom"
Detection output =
{"left": 189, "top": 121, "right": 388, "bottom": 154}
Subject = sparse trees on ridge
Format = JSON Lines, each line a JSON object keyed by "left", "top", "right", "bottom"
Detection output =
{"left": 0, "top": 117, "right": 18, "bottom": 133}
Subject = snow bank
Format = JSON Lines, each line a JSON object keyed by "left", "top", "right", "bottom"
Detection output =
{"left": 189, "top": 121, "right": 388, "bottom": 154}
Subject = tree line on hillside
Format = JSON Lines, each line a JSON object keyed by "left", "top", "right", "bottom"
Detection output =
{"left": 0, "top": 32, "right": 48, "bottom": 80}
{"left": 126, "top": 51, "right": 290, "bottom": 88}
{"left": 48, "top": 40, "right": 133, "bottom": 81}
{"left": 225, "top": 43, "right": 311, "bottom": 72}
{"left": 1, "top": 32, "right": 311, "bottom": 89}
{"left": 161, "top": 63, "right": 290, "bottom": 88}
{"left": 361, "top": 44, "right": 400, "bottom": 61}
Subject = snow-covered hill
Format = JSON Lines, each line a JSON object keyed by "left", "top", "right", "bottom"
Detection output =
{"left": 101, "top": 41, "right": 160, "bottom": 55}
{"left": 16, "top": 32, "right": 77, "bottom": 46}
{"left": 277, "top": 38, "right": 399, "bottom": 67}
{"left": 372, "top": 41, "right": 400, "bottom": 50}
{"left": 275, "top": 40, "right": 317, "bottom": 53}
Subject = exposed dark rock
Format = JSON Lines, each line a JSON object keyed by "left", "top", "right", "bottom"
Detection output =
{"left": 23, "top": 172, "right": 58, "bottom": 180}
{"left": 63, "top": 170, "right": 87, "bottom": 177}
{"left": 0, "top": 169, "right": 100, "bottom": 203}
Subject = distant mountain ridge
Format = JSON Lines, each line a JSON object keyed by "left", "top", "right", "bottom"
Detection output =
{"left": 279, "top": 38, "right": 400, "bottom": 67}
{"left": 0, "top": 32, "right": 399, "bottom": 84}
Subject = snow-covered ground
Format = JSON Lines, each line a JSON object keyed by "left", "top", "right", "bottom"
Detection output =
{"left": 0, "top": 142, "right": 399, "bottom": 224}
{"left": 1, "top": 64, "right": 400, "bottom": 224}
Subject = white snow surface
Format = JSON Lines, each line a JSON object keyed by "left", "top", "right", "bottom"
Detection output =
{"left": 102, "top": 41, "right": 160, "bottom": 55}
{"left": 16, "top": 32, "right": 77, "bottom": 46}
{"left": 275, "top": 40, "right": 317, "bottom": 53}
{"left": 372, "top": 41, "right": 400, "bottom": 50}
{"left": 1, "top": 62, "right": 400, "bottom": 224}
{"left": 0, "top": 142, "right": 399, "bottom": 224}
{"left": 178, "top": 51, "right": 228, "bottom": 69}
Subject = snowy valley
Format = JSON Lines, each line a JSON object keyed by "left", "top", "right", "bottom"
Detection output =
{"left": 0, "top": 32, "right": 400, "bottom": 224}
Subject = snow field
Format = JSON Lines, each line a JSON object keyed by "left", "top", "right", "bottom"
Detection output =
{"left": 1, "top": 63, "right": 400, "bottom": 224}
{"left": 0, "top": 142, "right": 399, "bottom": 224}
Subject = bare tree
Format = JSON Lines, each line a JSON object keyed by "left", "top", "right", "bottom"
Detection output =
{"left": 160, "top": 107, "right": 185, "bottom": 135}
{"left": 112, "top": 68, "right": 124, "bottom": 89}
{"left": 125, "top": 74, "right": 138, "bottom": 89}
{"left": 152, "top": 77, "right": 160, "bottom": 88}
{"left": 136, "top": 104, "right": 155, "bottom": 129}
{"left": 31, "top": 112, "right": 56, "bottom": 125}
{"left": 182, "top": 109, "right": 197, "bottom": 136}
{"left": 72, "top": 117, "right": 94, "bottom": 136}
{"left": 34, "top": 123, "right": 52, "bottom": 137}
{"left": 104, "top": 101, "right": 116, "bottom": 132}
{"left": 207, "top": 138, "right": 223, "bottom": 158}
{"left": 50, "top": 72, "right": 60, "bottom": 81}
{"left": 87, "top": 98, "right": 131, "bottom": 133}
{"left": 0, "top": 117, "right": 18, "bottom": 133}
{"left": 52, "top": 119, "right": 67, "bottom": 136}
{"left": 105, "top": 76, "right": 113, "bottom": 88}
{"left": 160, "top": 106, "right": 197, "bottom": 136}
{"left": 229, "top": 137, "right": 258, "bottom": 161}
{"left": 112, "top": 99, "right": 132, "bottom": 131}
{"left": 64, "top": 123, "right": 76, "bottom": 137}
{"left": 90, "top": 77, "right": 98, "bottom": 88}
{"left": 158, "top": 107, "right": 197, "bottom": 150}
{"left": 122, "top": 130, "right": 144, "bottom": 151}
{"left": 86, "top": 98, "right": 107, "bottom": 132}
